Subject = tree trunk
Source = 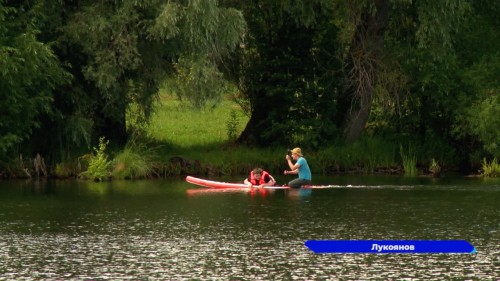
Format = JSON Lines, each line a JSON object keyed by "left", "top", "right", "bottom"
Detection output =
{"left": 341, "top": 0, "right": 389, "bottom": 143}
{"left": 237, "top": 109, "right": 261, "bottom": 145}
{"left": 237, "top": 91, "right": 275, "bottom": 146}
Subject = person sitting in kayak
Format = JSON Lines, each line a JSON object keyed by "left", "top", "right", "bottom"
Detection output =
{"left": 284, "top": 147, "right": 312, "bottom": 188}
{"left": 244, "top": 168, "right": 276, "bottom": 188}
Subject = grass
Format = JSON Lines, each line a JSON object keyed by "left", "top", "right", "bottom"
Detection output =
{"left": 111, "top": 135, "right": 160, "bottom": 179}
{"left": 136, "top": 91, "right": 272, "bottom": 176}
{"left": 312, "top": 137, "right": 399, "bottom": 174}
{"left": 146, "top": 93, "right": 249, "bottom": 148}
{"left": 400, "top": 144, "right": 418, "bottom": 176}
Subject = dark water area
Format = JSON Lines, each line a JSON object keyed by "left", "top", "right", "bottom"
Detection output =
{"left": 0, "top": 176, "right": 499, "bottom": 280}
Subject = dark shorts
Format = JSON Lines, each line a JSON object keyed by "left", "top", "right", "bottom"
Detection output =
{"left": 288, "top": 178, "right": 312, "bottom": 188}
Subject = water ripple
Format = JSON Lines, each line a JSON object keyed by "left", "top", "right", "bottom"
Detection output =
{"left": 0, "top": 179, "right": 498, "bottom": 280}
{"left": 0, "top": 229, "right": 498, "bottom": 280}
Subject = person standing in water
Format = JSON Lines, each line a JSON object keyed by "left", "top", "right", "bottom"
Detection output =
{"left": 284, "top": 147, "right": 311, "bottom": 188}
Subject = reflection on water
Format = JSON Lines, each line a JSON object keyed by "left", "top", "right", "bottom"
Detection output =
{"left": 0, "top": 177, "right": 499, "bottom": 280}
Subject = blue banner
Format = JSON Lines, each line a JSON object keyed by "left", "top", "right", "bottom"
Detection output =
{"left": 305, "top": 240, "right": 476, "bottom": 254}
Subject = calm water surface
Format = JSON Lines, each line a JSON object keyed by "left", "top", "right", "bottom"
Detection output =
{"left": 0, "top": 176, "right": 499, "bottom": 280}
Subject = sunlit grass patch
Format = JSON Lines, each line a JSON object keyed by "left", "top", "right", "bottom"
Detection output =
{"left": 111, "top": 136, "right": 160, "bottom": 179}
{"left": 146, "top": 92, "right": 248, "bottom": 148}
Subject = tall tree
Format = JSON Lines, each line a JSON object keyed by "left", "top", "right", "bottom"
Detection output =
{"left": 336, "top": 0, "right": 389, "bottom": 143}
{"left": 230, "top": 0, "right": 341, "bottom": 147}
{"left": 451, "top": 0, "right": 500, "bottom": 159}
{"left": 230, "top": 0, "right": 474, "bottom": 148}
{"left": 18, "top": 0, "right": 245, "bottom": 162}
{"left": 336, "top": 0, "right": 473, "bottom": 144}
{"left": 0, "top": 1, "right": 70, "bottom": 161}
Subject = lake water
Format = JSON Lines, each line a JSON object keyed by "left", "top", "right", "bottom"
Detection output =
{"left": 0, "top": 176, "right": 499, "bottom": 280}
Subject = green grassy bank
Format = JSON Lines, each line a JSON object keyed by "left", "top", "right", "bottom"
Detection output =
{"left": 4, "top": 93, "right": 499, "bottom": 179}
{"left": 134, "top": 94, "right": 401, "bottom": 178}
{"left": 57, "top": 93, "right": 500, "bottom": 179}
{"left": 103, "top": 93, "right": 458, "bottom": 179}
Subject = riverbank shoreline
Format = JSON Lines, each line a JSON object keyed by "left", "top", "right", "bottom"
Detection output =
{"left": 0, "top": 154, "right": 481, "bottom": 181}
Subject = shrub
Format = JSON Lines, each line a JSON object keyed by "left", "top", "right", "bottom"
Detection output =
{"left": 481, "top": 158, "right": 499, "bottom": 177}
{"left": 79, "top": 137, "right": 111, "bottom": 181}
{"left": 400, "top": 144, "right": 417, "bottom": 176}
{"left": 111, "top": 136, "right": 159, "bottom": 179}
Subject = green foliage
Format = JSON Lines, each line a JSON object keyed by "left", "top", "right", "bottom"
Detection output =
{"left": 79, "top": 137, "right": 111, "bottom": 181}
{"left": 232, "top": 0, "right": 341, "bottom": 147}
{"left": 111, "top": 136, "right": 159, "bottom": 180}
{"left": 313, "top": 137, "right": 397, "bottom": 174}
{"left": 172, "top": 57, "right": 228, "bottom": 108}
{"left": 1, "top": 0, "right": 498, "bottom": 176}
{"left": 153, "top": 0, "right": 246, "bottom": 108}
{"left": 414, "top": 1, "right": 470, "bottom": 51}
{"left": 61, "top": 1, "right": 157, "bottom": 146}
{"left": 480, "top": 158, "right": 500, "bottom": 177}
{"left": 54, "top": 162, "right": 72, "bottom": 178}
{"left": 28, "top": 0, "right": 245, "bottom": 159}
{"left": 448, "top": 2, "right": 500, "bottom": 161}
{"left": 376, "top": 0, "right": 499, "bottom": 169}
{"left": 147, "top": 1, "right": 183, "bottom": 41}
{"left": 0, "top": 2, "right": 69, "bottom": 159}
{"left": 453, "top": 52, "right": 500, "bottom": 159}
{"left": 181, "top": 0, "right": 245, "bottom": 56}
{"left": 429, "top": 158, "right": 441, "bottom": 177}
{"left": 226, "top": 109, "right": 240, "bottom": 142}
{"left": 400, "top": 144, "right": 417, "bottom": 176}
{"left": 418, "top": 133, "right": 457, "bottom": 168}
{"left": 147, "top": 92, "right": 248, "bottom": 148}
{"left": 465, "top": 95, "right": 500, "bottom": 158}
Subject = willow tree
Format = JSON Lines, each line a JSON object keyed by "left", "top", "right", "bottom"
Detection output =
{"left": 63, "top": 0, "right": 244, "bottom": 143}
{"left": 0, "top": 2, "right": 69, "bottom": 161}
{"left": 449, "top": 0, "right": 500, "bottom": 160}
{"left": 228, "top": 0, "right": 342, "bottom": 147}
{"left": 335, "top": 0, "right": 389, "bottom": 143}
{"left": 335, "top": 0, "right": 473, "bottom": 144}
{"left": 18, "top": 0, "right": 244, "bottom": 162}
{"left": 227, "top": 0, "right": 475, "bottom": 148}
